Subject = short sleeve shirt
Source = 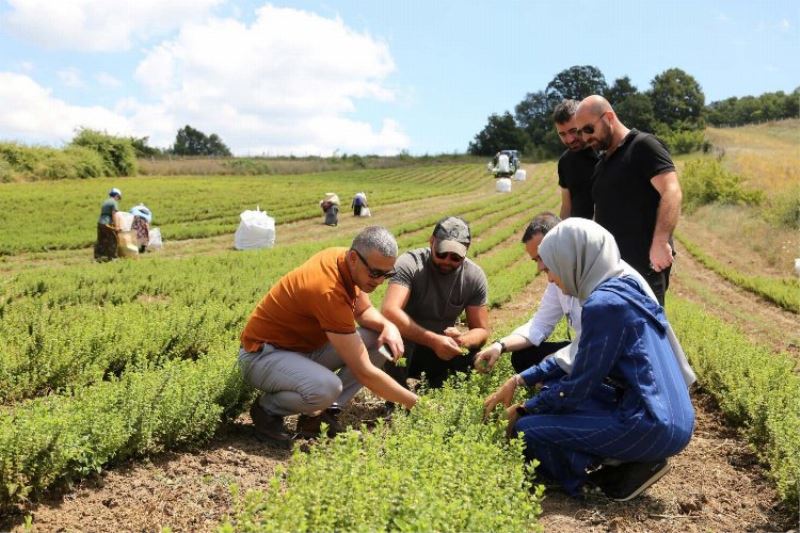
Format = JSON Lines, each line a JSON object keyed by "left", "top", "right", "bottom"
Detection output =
{"left": 98, "top": 198, "right": 118, "bottom": 225}
{"left": 240, "top": 247, "right": 360, "bottom": 353}
{"left": 592, "top": 130, "right": 675, "bottom": 273}
{"left": 557, "top": 148, "right": 599, "bottom": 219}
{"left": 389, "top": 248, "right": 488, "bottom": 334}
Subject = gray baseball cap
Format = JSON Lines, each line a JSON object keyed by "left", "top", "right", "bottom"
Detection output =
{"left": 432, "top": 216, "right": 471, "bottom": 257}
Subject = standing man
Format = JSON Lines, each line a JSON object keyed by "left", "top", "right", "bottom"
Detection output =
{"left": 94, "top": 187, "right": 123, "bottom": 262}
{"left": 553, "top": 100, "right": 599, "bottom": 220}
{"left": 382, "top": 216, "right": 490, "bottom": 389}
{"left": 239, "top": 226, "right": 417, "bottom": 447}
{"left": 575, "top": 95, "right": 682, "bottom": 305}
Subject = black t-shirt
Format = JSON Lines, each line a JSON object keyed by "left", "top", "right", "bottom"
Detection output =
{"left": 592, "top": 129, "right": 675, "bottom": 273}
{"left": 557, "top": 148, "right": 599, "bottom": 219}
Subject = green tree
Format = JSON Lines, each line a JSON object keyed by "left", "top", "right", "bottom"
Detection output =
{"left": 172, "top": 125, "right": 232, "bottom": 156}
{"left": 605, "top": 76, "right": 638, "bottom": 105}
{"left": 648, "top": 68, "right": 705, "bottom": 130}
{"left": 69, "top": 128, "right": 138, "bottom": 176}
{"left": 467, "top": 112, "right": 529, "bottom": 156}
{"left": 545, "top": 65, "right": 608, "bottom": 101}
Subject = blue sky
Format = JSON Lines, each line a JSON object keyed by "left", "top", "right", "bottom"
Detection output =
{"left": 0, "top": 0, "right": 797, "bottom": 155}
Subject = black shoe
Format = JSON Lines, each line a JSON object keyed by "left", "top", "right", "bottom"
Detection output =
{"left": 296, "top": 407, "right": 344, "bottom": 439}
{"left": 600, "top": 460, "right": 671, "bottom": 502}
{"left": 249, "top": 402, "right": 293, "bottom": 448}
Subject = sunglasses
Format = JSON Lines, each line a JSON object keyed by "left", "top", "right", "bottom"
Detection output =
{"left": 576, "top": 113, "right": 605, "bottom": 136}
{"left": 435, "top": 251, "right": 465, "bottom": 262}
{"left": 352, "top": 249, "right": 395, "bottom": 279}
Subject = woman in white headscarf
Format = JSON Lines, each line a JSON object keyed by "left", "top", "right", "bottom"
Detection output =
{"left": 484, "top": 218, "right": 695, "bottom": 501}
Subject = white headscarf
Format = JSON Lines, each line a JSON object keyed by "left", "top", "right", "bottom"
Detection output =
{"left": 540, "top": 218, "right": 696, "bottom": 386}
{"left": 538, "top": 218, "right": 624, "bottom": 303}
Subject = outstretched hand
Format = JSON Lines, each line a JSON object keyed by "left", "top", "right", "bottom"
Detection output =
{"left": 483, "top": 376, "right": 517, "bottom": 418}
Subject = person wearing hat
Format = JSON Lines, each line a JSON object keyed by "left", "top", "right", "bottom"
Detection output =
{"left": 382, "top": 216, "right": 490, "bottom": 389}
{"left": 94, "top": 187, "right": 123, "bottom": 261}
{"left": 320, "top": 192, "right": 340, "bottom": 226}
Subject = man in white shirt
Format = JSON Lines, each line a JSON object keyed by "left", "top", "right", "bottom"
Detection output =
{"left": 474, "top": 212, "right": 577, "bottom": 374}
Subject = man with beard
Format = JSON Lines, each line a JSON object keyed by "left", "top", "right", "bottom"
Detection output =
{"left": 382, "top": 216, "right": 490, "bottom": 389}
{"left": 553, "top": 99, "right": 599, "bottom": 220}
{"left": 574, "top": 95, "right": 682, "bottom": 306}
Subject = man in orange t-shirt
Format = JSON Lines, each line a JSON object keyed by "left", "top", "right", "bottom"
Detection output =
{"left": 239, "top": 226, "right": 418, "bottom": 446}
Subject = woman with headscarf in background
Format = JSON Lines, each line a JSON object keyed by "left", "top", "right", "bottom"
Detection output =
{"left": 94, "top": 187, "right": 122, "bottom": 261}
{"left": 484, "top": 218, "right": 695, "bottom": 501}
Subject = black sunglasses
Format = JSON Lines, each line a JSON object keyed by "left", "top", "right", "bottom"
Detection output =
{"left": 352, "top": 249, "right": 395, "bottom": 279}
{"left": 435, "top": 251, "right": 464, "bottom": 262}
{"left": 576, "top": 113, "right": 605, "bottom": 136}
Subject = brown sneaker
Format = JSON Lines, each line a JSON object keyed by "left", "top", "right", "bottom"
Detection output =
{"left": 295, "top": 407, "right": 344, "bottom": 439}
{"left": 249, "top": 402, "right": 292, "bottom": 448}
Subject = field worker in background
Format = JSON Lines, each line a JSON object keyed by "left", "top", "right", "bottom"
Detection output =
{"left": 484, "top": 218, "right": 695, "bottom": 502}
{"left": 553, "top": 100, "right": 599, "bottom": 220}
{"left": 382, "top": 216, "right": 490, "bottom": 391}
{"left": 94, "top": 187, "right": 123, "bottom": 262}
{"left": 239, "top": 226, "right": 417, "bottom": 447}
{"left": 494, "top": 151, "right": 511, "bottom": 176}
{"left": 575, "top": 95, "right": 682, "bottom": 306}
{"left": 320, "top": 192, "right": 340, "bottom": 226}
{"left": 130, "top": 203, "right": 152, "bottom": 253}
{"left": 474, "top": 212, "right": 695, "bottom": 380}
{"left": 351, "top": 192, "right": 368, "bottom": 216}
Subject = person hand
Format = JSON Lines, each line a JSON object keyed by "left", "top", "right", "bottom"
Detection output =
{"left": 474, "top": 343, "right": 502, "bottom": 373}
{"left": 649, "top": 240, "right": 674, "bottom": 272}
{"left": 442, "top": 326, "right": 464, "bottom": 343}
{"left": 378, "top": 322, "right": 405, "bottom": 363}
{"left": 505, "top": 404, "right": 522, "bottom": 439}
{"left": 483, "top": 376, "right": 518, "bottom": 418}
{"left": 433, "top": 334, "right": 463, "bottom": 360}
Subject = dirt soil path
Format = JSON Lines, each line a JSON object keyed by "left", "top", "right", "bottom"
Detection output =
{"left": 1, "top": 189, "right": 797, "bottom": 532}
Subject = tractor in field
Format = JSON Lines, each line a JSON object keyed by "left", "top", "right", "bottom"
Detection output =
{"left": 487, "top": 149, "right": 520, "bottom": 178}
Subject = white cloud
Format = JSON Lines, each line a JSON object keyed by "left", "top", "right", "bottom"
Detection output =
{"left": 95, "top": 72, "right": 122, "bottom": 88}
{"left": 778, "top": 18, "right": 790, "bottom": 31}
{"left": 57, "top": 67, "right": 84, "bottom": 88}
{"left": 0, "top": 5, "right": 410, "bottom": 155}
{"left": 0, "top": 72, "right": 133, "bottom": 144}
{"left": 19, "top": 61, "right": 35, "bottom": 73}
{"left": 133, "top": 4, "right": 409, "bottom": 155}
{"left": 3, "top": 0, "right": 224, "bottom": 51}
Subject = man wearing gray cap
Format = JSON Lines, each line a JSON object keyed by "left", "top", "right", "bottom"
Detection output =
{"left": 382, "top": 216, "right": 490, "bottom": 389}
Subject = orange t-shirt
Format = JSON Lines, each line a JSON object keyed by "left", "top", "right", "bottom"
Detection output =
{"left": 240, "top": 247, "right": 360, "bottom": 353}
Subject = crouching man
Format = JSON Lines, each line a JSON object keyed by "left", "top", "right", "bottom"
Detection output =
{"left": 239, "top": 226, "right": 417, "bottom": 446}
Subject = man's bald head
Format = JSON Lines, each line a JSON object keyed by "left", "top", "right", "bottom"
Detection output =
{"left": 576, "top": 95, "right": 613, "bottom": 119}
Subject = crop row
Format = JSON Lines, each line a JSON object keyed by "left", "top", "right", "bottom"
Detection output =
{"left": 668, "top": 295, "right": 800, "bottom": 511}
{"left": 0, "top": 164, "right": 486, "bottom": 255}
{"left": 0, "top": 190, "right": 557, "bottom": 506}
{"left": 675, "top": 232, "right": 799, "bottom": 313}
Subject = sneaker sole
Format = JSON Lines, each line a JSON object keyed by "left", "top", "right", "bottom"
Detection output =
{"left": 610, "top": 462, "right": 671, "bottom": 502}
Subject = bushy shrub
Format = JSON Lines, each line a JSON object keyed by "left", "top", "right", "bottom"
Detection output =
{"left": 769, "top": 184, "right": 800, "bottom": 230}
{"left": 681, "top": 158, "right": 764, "bottom": 212}
{"left": 0, "top": 142, "right": 107, "bottom": 180}
{"left": 69, "top": 128, "right": 138, "bottom": 176}
{"left": 660, "top": 129, "right": 709, "bottom": 154}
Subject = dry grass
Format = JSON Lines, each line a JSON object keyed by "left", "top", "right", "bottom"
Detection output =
{"left": 705, "top": 119, "right": 800, "bottom": 196}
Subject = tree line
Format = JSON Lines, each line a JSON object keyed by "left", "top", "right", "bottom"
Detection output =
{"left": 468, "top": 65, "right": 800, "bottom": 159}
{"left": 133, "top": 124, "right": 232, "bottom": 158}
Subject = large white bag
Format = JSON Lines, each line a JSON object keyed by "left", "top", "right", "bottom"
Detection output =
{"left": 513, "top": 169, "right": 527, "bottom": 181}
{"left": 495, "top": 178, "right": 512, "bottom": 193}
{"left": 234, "top": 208, "right": 275, "bottom": 250}
{"left": 148, "top": 227, "right": 163, "bottom": 250}
{"left": 359, "top": 207, "right": 372, "bottom": 217}
{"left": 116, "top": 211, "right": 134, "bottom": 231}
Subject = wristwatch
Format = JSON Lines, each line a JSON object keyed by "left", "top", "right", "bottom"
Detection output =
{"left": 492, "top": 339, "right": 507, "bottom": 353}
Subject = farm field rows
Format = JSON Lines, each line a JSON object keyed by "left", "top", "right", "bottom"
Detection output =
{"left": 0, "top": 160, "right": 797, "bottom": 532}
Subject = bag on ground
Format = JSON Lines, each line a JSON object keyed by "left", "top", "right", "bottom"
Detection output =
{"left": 117, "top": 230, "right": 139, "bottom": 257}
{"left": 148, "top": 227, "right": 163, "bottom": 250}
{"left": 235, "top": 208, "right": 276, "bottom": 250}
{"left": 496, "top": 177, "right": 512, "bottom": 193}
{"left": 360, "top": 207, "right": 372, "bottom": 217}
{"left": 513, "top": 169, "right": 527, "bottom": 181}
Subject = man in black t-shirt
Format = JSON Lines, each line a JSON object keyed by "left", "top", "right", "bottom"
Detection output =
{"left": 574, "top": 95, "right": 682, "bottom": 305}
{"left": 553, "top": 100, "right": 599, "bottom": 220}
